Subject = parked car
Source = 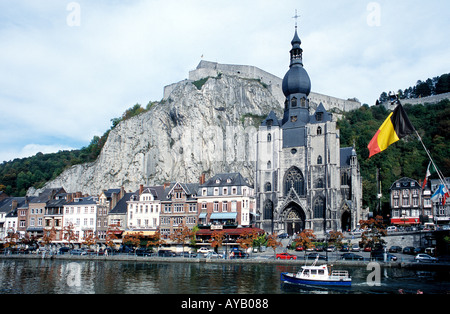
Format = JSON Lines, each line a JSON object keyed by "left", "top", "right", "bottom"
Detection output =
{"left": 70, "top": 249, "right": 87, "bottom": 255}
{"left": 339, "top": 245, "right": 349, "bottom": 252}
{"left": 182, "top": 251, "right": 197, "bottom": 258}
{"left": 305, "top": 253, "right": 327, "bottom": 261}
{"left": 363, "top": 246, "right": 372, "bottom": 252}
{"left": 197, "top": 247, "right": 213, "bottom": 254}
{"left": 414, "top": 254, "right": 438, "bottom": 263}
{"left": 351, "top": 244, "right": 360, "bottom": 252}
{"left": 326, "top": 245, "right": 336, "bottom": 252}
{"left": 371, "top": 251, "right": 397, "bottom": 261}
{"left": 341, "top": 253, "right": 364, "bottom": 261}
{"left": 135, "top": 248, "right": 151, "bottom": 256}
{"left": 403, "top": 246, "right": 415, "bottom": 255}
{"left": 278, "top": 233, "right": 289, "bottom": 239}
{"left": 58, "top": 247, "right": 71, "bottom": 255}
{"left": 205, "top": 252, "right": 223, "bottom": 259}
{"left": 388, "top": 246, "right": 402, "bottom": 253}
{"left": 295, "top": 246, "right": 304, "bottom": 251}
{"left": 229, "top": 251, "right": 249, "bottom": 259}
{"left": 158, "top": 249, "right": 175, "bottom": 257}
{"left": 387, "top": 226, "right": 397, "bottom": 232}
{"left": 276, "top": 253, "right": 297, "bottom": 260}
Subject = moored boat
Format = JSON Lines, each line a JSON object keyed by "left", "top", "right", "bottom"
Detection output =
{"left": 281, "top": 260, "right": 352, "bottom": 287}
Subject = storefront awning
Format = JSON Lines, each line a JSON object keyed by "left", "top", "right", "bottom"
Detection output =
{"left": 122, "top": 230, "right": 157, "bottom": 237}
{"left": 210, "top": 213, "right": 237, "bottom": 220}
{"left": 391, "top": 218, "right": 420, "bottom": 225}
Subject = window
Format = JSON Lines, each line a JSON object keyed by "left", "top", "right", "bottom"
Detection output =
{"left": 284, "top": 167, "right": 305, "bottom": 196}
{"left": 267, "top": 161, "right": 271, "bottom": 169}
{"left": 222, "top": 201, "right": 228, "bottom": 212}
{"left": 317, "top": 126, "right": 322, "bottom": 135}
{"left": 317, "top": 155, "right": 323, "bottom": 165}
{"left": 265, "top": 182, "right": 272, "bottom": 192}
{"left": 314, "top": 198, "right": 325, "bottom": 219}
{"left": 267, "top": 133, "right": 272, "bottom": 142}
{"left": 316, "top": 112, "right": 323, "bottom": 121}
{"left": 264, "top": 199, "right": 273, "bottom": 220}
{"left": 213, "top": 202, "right": 219, "bottom": 212}
{"left": 291, "top": 97, "right": 297, "bottom": 107}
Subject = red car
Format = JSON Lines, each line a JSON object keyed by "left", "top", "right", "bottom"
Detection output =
{"left": 276, "top": 253, "right": 297, "bottom": 260}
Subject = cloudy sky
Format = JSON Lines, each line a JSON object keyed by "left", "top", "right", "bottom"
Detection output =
{"left": 1, "top": 0, "right": 449, "bottom": 163}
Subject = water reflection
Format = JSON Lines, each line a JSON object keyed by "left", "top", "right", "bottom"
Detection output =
{"left": 0, "top": 259, "right": 448, "bottom": 294}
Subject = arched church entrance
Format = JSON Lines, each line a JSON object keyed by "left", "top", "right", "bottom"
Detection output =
{"left": 341, "top": 211, "right": 351, "bottom": 232}
{"left": 284, "top": 203, "right": 306, "bottom": 236}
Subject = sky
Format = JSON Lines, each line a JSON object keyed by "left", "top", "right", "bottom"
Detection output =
{"left": 1, "top": 0, "right": 449, "bottom": 163}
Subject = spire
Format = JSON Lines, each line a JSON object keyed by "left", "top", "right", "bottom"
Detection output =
{"left": 290, "top": 10, "right": 303, "bottom": 66}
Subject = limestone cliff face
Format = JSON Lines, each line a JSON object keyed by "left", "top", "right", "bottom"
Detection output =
{"left": 31, "top": 74, "right": 282, "bottom": 195}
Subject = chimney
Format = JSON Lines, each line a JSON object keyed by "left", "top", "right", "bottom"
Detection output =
{"left": 120, "top": 186, "right": 125, "bottom": 198}
{"left": 11, "top": 200, "right": 18, "bottom": 210}
{"left": 163, "top": 182, "right": 171, "bottom": 189}
{"left": 139, "top": 184, "right": 144, "bottom": 195}
{"left": 199, "top": 173, "right": 206, "bottom": 185}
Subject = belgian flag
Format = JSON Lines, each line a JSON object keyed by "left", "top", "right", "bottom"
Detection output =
{"left": 367, "top": 104, "right": 415, "bottom": 158}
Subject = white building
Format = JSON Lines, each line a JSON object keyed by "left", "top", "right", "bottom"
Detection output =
{"left": 63, "top": 196, "right": 99, "bottom": 243}
{"left": 126, "top": 186, "right": 164, "bottom": 231}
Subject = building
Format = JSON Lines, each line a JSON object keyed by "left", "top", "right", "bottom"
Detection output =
{"left": 197, "top": 173, "right": 256, "bottom": 228}
{"left": 27, "top": 188, "right": 66, "bottom": 239}
{"left": 63, "top": 196, "right": 99, "bottom": 243}
{"left": 127, "top": 185, "right": 164, "bottom": 231}
{"left": 43, "top": 194, "right": 68, "bottom": 242}
{"left": 160, "top": 182, "right": 199, "bottom": 237}
{"left": 254, "top": 27, "right": 364, "bottom": 236}
{"left": 389, "top": 177, "right": 422, "bottom": 226}
{"left": 97, "top": 188, "right": 125, "bottom": 242}
{"left": 430, "top": 178, "right": 450, "bottom": 226}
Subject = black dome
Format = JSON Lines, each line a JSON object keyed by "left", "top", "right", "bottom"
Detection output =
{"left": 282, "top": 64, "right": 311, "bottom": 97}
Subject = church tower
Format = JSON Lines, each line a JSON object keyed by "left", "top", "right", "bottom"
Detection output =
{"left": 255, "top": 25, "right": 364, "bottom": 236}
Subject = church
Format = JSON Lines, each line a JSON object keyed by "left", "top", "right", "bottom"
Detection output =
{"left": 255, "top": 27, "right": 364, "bottom": 236}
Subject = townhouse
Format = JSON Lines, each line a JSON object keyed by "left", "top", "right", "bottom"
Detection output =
{"left": 197, "top": 173, "right": 256, "bottom": 228}
{"left": 63, "top": 196, "right": 99, "bottom": 243}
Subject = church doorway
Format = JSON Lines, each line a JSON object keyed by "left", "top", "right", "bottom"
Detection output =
{"left": 284, "top": 203, "right": 306, "bottom": 236}
{"left": 341, "top": 211, "right": 351, "bottom": 232}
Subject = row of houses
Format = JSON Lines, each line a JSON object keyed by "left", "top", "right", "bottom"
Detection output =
{"left": 0, "top": 173, "right": 257, "bottom": 246}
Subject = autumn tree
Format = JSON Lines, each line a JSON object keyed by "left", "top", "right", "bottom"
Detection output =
{"left": 147, "top": 230, "right": 164, "bottom": 253}
{"left": 210, "top": 230, "right": 226, "bottom": 253}
{"left": 359, "top": 215, "right": 387, "bottom": 249}
{"left": 83, "top": 230, "right": 98, "bottom": 250}
{"left": 293, "top": 229, "right": 316, "bottom": 253}
{"left": 63, "top": 222, "right": 77, "bottom": 248}
{"left": 328, "top": 230, "right": 345, "bottom": 249}
{"left": 122, "top": 232, "right": 143, "bottom": 252}
{"left": 236, "top": 229, "right": 260, "bottom": 253}
{"left": 105, "top": 223, "right": 121, "bottom": 253}
{"left": 41, "top": 227, "right": 56, "bottom": 248}
{"left": 4, "top": 231, "right": 19, "bottom": 251}
{"left": 266, "top": 233, "right": 282, "bottom": 258}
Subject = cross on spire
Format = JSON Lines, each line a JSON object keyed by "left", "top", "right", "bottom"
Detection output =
{"left": 292, "top": 10, "right": 300, "bottom": 29}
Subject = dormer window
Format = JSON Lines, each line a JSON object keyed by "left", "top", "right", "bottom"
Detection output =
{"left": 316, "top": 112, "right": 323, "bottom": 121}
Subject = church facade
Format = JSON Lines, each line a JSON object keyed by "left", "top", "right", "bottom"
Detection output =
{"left": 255, "top": 28, "right": 364, "bottom": 236}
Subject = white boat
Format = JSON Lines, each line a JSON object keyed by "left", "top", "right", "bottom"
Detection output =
{"left": 281, "top": 258, "right": 352, "bottom": 287}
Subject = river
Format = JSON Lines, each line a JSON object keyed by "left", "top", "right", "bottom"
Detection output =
{"left": 0, "top": 258, "right": 449, "bottom": 295}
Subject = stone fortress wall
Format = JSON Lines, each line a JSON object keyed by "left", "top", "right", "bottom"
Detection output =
{"left": 381, "top": 92, "right": 450, "bottom": 111}
{"left": 164, "top": 60, "right": 361, "bottom": 113}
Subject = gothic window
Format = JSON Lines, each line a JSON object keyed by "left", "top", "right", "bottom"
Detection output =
{"left": 264, "top": 199, "right": 273, "bottom": 220}
{"left": 317, "top": 155, "right": 323, "bottom": 165}
{"left": 291, "top": 97, "right": 297, "bottom": 107}
{"left": 264, "top": 182, "right": 272, "bottom": 192}
{"left": 267, "top": 161, "right": 271, "bottom": 169}
{"left": 314, "top": 197, "right": 325, "bottom": 219}
{"left": 317, "top": 126, "right": 322, "bottom": 135}
{"left": 283, "top": 167, "right": 305, "bottom": 197}
{"left": 267, "top": 133, "right": 272, "bottom": 142}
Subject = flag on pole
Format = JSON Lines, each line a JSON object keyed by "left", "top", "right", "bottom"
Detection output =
{"left": 421, "top": 161, "right": 437, "bottom": 189}
{"left": 443, "top": 185, "right": 450, "bottom": 206}
{"left": 367, "top": 104, "right": 415, "bottom": 158}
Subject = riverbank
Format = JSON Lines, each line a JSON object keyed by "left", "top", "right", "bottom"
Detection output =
{"left": 1, "top": 253, "right": 448, "bottom": 272}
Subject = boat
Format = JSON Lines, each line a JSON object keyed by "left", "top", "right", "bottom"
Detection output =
{"left": 281, "top": 258, "right": 352, "bottom": 287}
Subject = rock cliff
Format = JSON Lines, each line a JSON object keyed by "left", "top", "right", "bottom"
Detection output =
{"left": 31, "top": 73, "right": 282, "bottom": 195}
